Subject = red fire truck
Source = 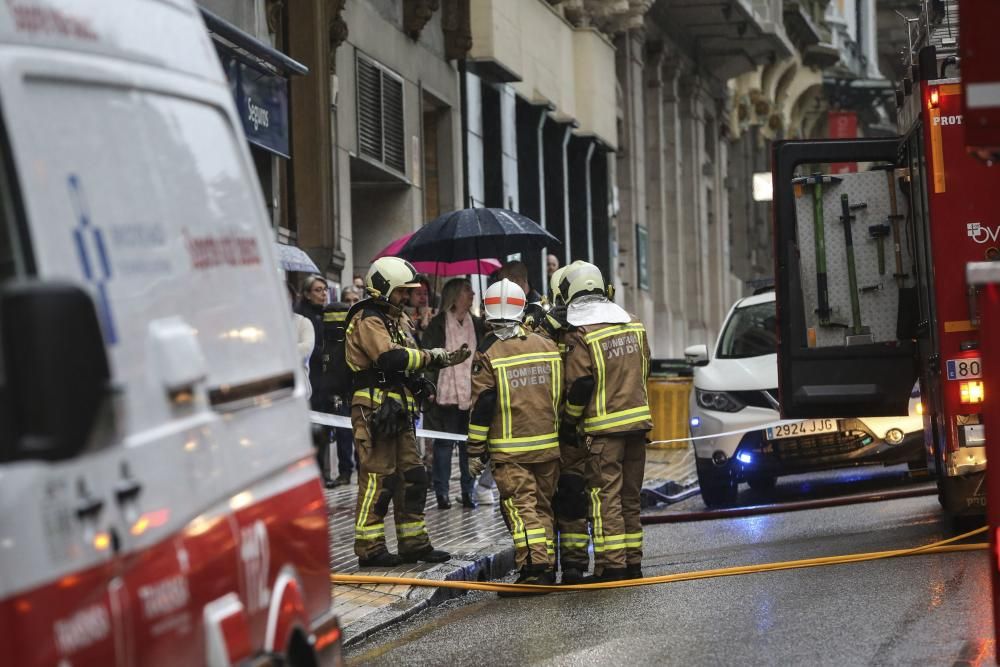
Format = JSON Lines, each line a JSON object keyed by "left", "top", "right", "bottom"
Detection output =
{"left": 771, "top": 2, "right": 995, "bottom": 519}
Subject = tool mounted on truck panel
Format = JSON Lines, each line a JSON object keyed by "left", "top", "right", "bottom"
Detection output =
{"left": 791, "top": 173, "right": 843, "bottom": 327}
{"left": 885, "top": 168, "right": 908, "bottom": 286}
{"left": 839, "top": 193, "right": 873, "bottom": 346}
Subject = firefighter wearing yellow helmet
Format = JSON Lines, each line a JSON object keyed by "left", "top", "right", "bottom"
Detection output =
{"left": 346, "top": 256, "right": 471, "bottom": 567}
{"left": 559, "top": 261, "right": 652, "bottom": 582}
{"left": 465, "top": 279, "right": 563, "bottom": 594}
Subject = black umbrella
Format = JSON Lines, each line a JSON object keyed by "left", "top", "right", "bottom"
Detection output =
{"left": 395, "top": 208, "right": 559, "bottom": 263}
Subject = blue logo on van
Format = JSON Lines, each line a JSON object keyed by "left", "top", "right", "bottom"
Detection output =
{"left": 68, "top": 175, "right": 117, "bottom": 345}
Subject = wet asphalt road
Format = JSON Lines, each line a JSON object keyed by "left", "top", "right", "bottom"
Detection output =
{"left": 345, "top": 467, "right": 993, "bottom": 666}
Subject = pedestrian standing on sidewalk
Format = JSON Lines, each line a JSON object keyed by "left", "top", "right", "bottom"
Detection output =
{"left": 347, "top": 256, "right": 471, "bottom": 567}
{"left": 325, "top": 286, "right": 362, "bottom": 487}
{"left": 466, "top": 279, "right": 562, "bottom": 593}
{"left": 297, "top": 274, "right": 335, "bottom": 485}
{"left": 288, "top": 283, "right": 314, "bottom": 399}
{"left": 421, "top": 278, "right": 485, "bottom": 509}
{"left": 560, "top": 261, "right": 652, "bottom": 582}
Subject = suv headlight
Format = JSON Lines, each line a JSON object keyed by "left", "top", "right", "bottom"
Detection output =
{"left": 695, "top": 389, "right": 745, "bottom": 413}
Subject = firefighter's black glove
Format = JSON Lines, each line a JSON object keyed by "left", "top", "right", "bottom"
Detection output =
{"left": 446, "top": 344, "right": 472, "bottom": 367}
{"left": 408, "top": 377, "right": 437, "bottom": 409}
{"left": 425, "top": 348, "right": 450, "bottom": 370}
{"left": 559, "top": 420, "right": 581, "bottom": 448}
{"left": 467, "top": 452, "right": 488, "bottom": 478}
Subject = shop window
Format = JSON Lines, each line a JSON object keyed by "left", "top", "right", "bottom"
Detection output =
{"left": 356, "top": 54, "right": 405, "bottom": 174}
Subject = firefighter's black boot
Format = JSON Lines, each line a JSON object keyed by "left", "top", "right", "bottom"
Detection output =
{"left": 358, "top": 551, "right": 403, "bottom": 568}
{"left": 498, "top": 566, "right": 555, "bottom": 598}
{"left": 560, "top": 567, "right": 584, "bottom": 585}
{"left": 401, "top": 547, "right": 451, "bottom": 564}
{"left": 583, "top": 567, "right": 627, "bottom": 583}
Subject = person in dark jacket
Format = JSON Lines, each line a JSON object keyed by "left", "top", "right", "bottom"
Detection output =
{"left": 421, "top": 278, "right": 486, "bottom": 508}
{"left": 296, "top": 274, "right": 334, "bottom": 484}
{"left": 323, "top": 286, "right": 362, "bottom": 487}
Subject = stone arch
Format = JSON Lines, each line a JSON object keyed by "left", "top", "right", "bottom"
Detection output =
{"left": 761, "top": 57, "right": 796, "bottom": 104}
{"left": 788, "top": 81, "right": 825, "bottom": 138}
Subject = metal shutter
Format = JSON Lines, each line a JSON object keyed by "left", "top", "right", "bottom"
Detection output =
{"left": 356, "top": 54, "right": 405, "bottom": 174}
{"left": 357, "top": 56, "right": 383, "bottom": 163}
{"left": 381, "top": 74, "right": 405, "bottom": 172}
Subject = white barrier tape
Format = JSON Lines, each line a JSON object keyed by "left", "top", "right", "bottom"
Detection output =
{"left": 311, "top": 410, "right": 811, "bottom": 447}
{"left": 309, "top": 410, "right": 469, "bottom": 442}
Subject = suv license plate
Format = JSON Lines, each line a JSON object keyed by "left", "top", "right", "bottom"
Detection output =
{"left": 766, "top": 419, "right": 838, "bottom": 440}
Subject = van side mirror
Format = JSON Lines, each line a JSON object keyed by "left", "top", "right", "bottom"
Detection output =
{"left": 0, "top": 282, "right": 110, "bottom": 463}
{"left": 684, "top": 344, "right": 709, "bottom": 367}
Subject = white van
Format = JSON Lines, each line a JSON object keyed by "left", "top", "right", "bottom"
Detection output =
{"left": 0, "top": 2, "right": 339, "bottom": 665}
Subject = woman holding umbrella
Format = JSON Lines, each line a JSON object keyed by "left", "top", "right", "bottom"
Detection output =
{"left": 421, "top": 278, "right": 486, "bottom": 508}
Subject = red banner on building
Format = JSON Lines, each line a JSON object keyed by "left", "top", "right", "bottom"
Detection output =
{"left": 828, "top": 111, "right": 858, "bottom": 174}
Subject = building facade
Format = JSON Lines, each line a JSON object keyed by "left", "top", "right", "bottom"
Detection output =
{"left": 198, "top": 0, "right": 890, "bottom": 359}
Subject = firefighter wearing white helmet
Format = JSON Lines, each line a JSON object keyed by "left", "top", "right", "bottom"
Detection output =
{"left": 520, "top": 261, "right": 592, "bottom": 585}
{"left": 560, "top": 261, "right": 652, "bottom": 582}
{"left": 465, "top": 279, "right": 563, "bottom": 593}
{"left": 346, "top": 256, "right": 471, "bottom": 567}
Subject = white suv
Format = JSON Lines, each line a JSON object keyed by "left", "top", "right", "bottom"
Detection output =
{"left": 685, "top": 290, "right": 924, "bottom": 507}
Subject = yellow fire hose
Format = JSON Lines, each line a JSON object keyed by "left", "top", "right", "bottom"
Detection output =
{"left": 331, "top": 526, "right": 988, "bottom": 594}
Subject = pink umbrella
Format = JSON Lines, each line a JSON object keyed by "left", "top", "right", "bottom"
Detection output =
{"left": 373, "top": 232, "right": 502, "bottom": 276}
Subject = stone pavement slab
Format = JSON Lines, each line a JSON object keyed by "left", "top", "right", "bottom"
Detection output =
{"left": 327, "top": 444, "right": 696, "bottom": 646}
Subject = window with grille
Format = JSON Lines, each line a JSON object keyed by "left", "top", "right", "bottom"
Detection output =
{"left": 356, "top": 54, "right": 405, "bottom": 174}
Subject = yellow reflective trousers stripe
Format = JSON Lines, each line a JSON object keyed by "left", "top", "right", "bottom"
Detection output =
{"left": 355, "top": 472, "right": 379, "bottom": 537}
{"left": 559, "top": 532, "right": 590, "bottom": 548}
{"left": 589, "top": 487, "right": 602, "bottom": 543}
{"left": 396, "top": 520, "right": 428, "bottom": 538}
{"left": 354, "top": 523, "right": 385, "bottom": 539}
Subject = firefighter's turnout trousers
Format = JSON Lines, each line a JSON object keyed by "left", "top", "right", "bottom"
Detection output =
{"left": 585, "top": 431, "right": 646, "bottom": 569}
{"left": 494, "top": 459, "right": 559, "bottom": 570}
{"left": 345, "top": 303, "right": 438, "bottom": 561}
{"left": 563, "top": 316, "right": 653, "bottom": 574}
{"left": 467, "top": 326, "right": 564, "bottom": 571}
{"left": 351, "top": 406, "right": 432, "bottom": 559}
{"left": 554, "top": 444, "right": 591, "bottom": 571}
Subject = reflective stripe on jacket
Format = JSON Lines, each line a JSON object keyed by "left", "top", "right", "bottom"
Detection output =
{"left": 467, "top": 327, "right": 563, "bottom": 463}
{"left": 563, "top": 318, "right": 652, "bottom": 435}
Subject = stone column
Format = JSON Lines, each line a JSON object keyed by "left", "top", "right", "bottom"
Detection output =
{"left": 288, "top": 0, "right": 338, "bottom": 273}
{"left": 614, "top": 29, "right": 651, "bottom": 332}
{"left": 678, "top": 72, "right": 708, "bottom": 346}
{"left": 660, "top": 53, "right": 686, "bottom": 354}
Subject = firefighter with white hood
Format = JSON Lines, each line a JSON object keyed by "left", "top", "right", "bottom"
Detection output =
{"left": 559, "top": 261, "right": 652, "bottom": 582}
{"left": 466, "top": 279, "right": 563, "bottom": 593}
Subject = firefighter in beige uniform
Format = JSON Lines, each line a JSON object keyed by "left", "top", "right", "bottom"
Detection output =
{"left": 559, "top": 262, "right": 652, "bottom": 582}
{"left": 466, "top": 279, "right": 563, "bottom": 592}
{"left": 526, "top": 263, "right": 591, "bottom": 585}
{"left": 347, "top": 257, "right": 471, "bottom": 567}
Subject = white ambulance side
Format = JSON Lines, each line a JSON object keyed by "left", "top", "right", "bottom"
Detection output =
{"left": 0, "top": 2, "right": 338, "bottom": 665}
